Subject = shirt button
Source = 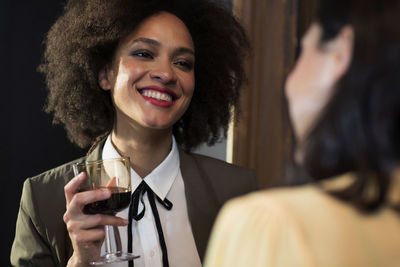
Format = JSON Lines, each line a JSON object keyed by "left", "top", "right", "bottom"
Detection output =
{"left": 150, "top": 250, "right": 155, "bottom": 257}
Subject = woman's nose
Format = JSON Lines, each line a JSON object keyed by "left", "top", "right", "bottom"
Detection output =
{"left": 149, "top": 61, "right": 177, "bottom": 84}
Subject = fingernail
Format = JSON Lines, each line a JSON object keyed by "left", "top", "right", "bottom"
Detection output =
{"left": 102, "top": 189, "right": 111, "bottom": 196}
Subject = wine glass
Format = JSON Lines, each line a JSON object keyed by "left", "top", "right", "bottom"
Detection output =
{"left": 73, "top": 157, "right": 139, "bottom": 265}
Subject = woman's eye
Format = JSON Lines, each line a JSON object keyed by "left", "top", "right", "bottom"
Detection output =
{"left": 131, "top": 50, "right": 153, "bottom": 59}
{"left": 174, "top": 60, "right": 194, "bottom": 71}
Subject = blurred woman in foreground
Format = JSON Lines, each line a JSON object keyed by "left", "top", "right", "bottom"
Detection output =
{"left": 204, "top": 0, "right": 400, "bottom": 266}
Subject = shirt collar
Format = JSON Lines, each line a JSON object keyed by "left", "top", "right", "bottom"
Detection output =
{"left": 102, "top": 134, "right": 180, "bottom": 200}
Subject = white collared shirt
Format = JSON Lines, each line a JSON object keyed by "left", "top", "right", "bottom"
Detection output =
{"left": 99, "top": 135, "right": 201, "bottom": 267}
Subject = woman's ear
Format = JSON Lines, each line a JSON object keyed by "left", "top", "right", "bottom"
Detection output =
{"left": 328, "top": 25, "right": 354, "bottom": 83}
{"left": 98, "top": 65, "right": 112, "bottom": 91}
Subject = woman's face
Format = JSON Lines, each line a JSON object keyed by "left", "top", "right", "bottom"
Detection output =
{"left": 285, "top": 23, "right": 341, "bottom": 143}
{"left": 100, "top": 12, "right": 195, "bottom": 133}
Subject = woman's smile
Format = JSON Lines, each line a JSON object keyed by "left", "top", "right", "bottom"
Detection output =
{"left": 138, "top": 85, "right": 178, "bottom": 108}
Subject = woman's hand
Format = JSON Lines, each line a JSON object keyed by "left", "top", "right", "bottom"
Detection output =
{"left": 64, "top": 172, "right": 128, "bottom": 267}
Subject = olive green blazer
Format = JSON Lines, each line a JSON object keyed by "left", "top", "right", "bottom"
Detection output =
{"left": 11, "top": 141, "right": 257, "bottom": 266}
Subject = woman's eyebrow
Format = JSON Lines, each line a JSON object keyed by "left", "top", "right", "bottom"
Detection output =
{"left": 132, "top": 37, "right": 195, "bottom": 55}
{"left": 131, "top": 37, "right": 160, "bottom": 47}
{"left": 175, "top": 47, "right": 195, "bottom": 56}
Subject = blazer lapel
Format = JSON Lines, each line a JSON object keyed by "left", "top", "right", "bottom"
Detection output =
{"left": 86, "top": 139, "right": 105, "bottom": 161}
{"left": 179, "top": 149, "right": 220, "bottom": 261}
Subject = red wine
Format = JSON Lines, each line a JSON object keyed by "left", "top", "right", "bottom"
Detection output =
{"left": 82, "top": 187, "right": 131, "bottom": 215}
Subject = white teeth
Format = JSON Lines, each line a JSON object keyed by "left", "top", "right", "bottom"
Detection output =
{"left": 142, "top": 90, "right": 172, "bottom": 102}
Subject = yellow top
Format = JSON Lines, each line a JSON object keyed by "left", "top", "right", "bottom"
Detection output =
{"left": 204, "top": 174, "right": 400, "bottom": 267}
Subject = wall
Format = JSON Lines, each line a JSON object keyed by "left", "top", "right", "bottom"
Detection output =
{"left": 194, "top": 139, "right": 227, "bottom": 162}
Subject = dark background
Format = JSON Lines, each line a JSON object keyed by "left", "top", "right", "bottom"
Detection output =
{"left": 2, "top": 1, "right": 85, "bottom": 265}
{"left": 2, "top": 0, "right": 232, "bottom": 265}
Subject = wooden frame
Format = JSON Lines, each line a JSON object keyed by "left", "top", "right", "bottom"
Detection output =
{"left": 231, "top": 0, "right": 315, "bottom": 188}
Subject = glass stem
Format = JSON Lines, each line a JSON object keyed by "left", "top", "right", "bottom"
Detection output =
{"left": 104, "top": 225, "right": 112, "bottom": 254}
{"left": 113, "top": 226, "right": 122, "bottom": 253}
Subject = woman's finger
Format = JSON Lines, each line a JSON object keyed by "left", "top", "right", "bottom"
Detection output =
{"left": 64, "top": 214, "right": 128, "bottom": 244}
{"left": 76, "top": 214, "right": 129, "bottom": 229}
{"left": 64, "top": 172, "right": 87, "bottom": 205}
{"left": 66, "top": 189, "right": 111, "bottom": 217}
{"left": 70, "top": 227, "right": 106, "bottom": 244}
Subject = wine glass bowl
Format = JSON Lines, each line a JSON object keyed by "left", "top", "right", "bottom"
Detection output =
{"left": 73, "top": 157, "right": 139, "bottom": 265}
{"left": 74, "top": 158, "right": 131, "bottom": 215}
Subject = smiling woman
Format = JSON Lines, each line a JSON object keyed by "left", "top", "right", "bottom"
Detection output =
{"left": 10, "top": 0, "right": 257, "bottom": 266}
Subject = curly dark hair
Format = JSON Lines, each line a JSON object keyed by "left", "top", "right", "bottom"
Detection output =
{"left": 39, "top": 0, "right": 249, "bottom": 151}
{"left": 291, "top": 0, "right": 400, "bottom": 212}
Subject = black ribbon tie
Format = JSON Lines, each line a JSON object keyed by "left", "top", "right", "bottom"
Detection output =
{"left": 128, "top": 181, "right": 173, "bottom": 267}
